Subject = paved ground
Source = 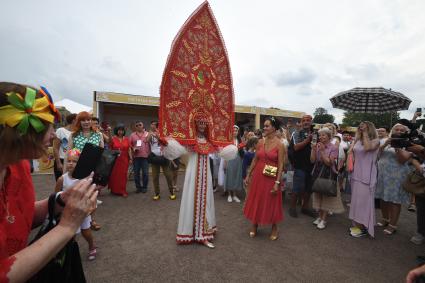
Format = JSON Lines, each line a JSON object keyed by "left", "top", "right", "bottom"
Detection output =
{"left": 32, "top": 173, "right": 423, "bottom": 283}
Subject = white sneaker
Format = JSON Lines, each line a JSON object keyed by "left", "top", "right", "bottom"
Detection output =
{"left": 96, "top": 199, "right": 103, "bottom": 205}
{"left": 232, "top": 196, "right": 241, "bottom": 203}
{"left": 313, "top": 218, "right": 321, "bottom": 226}
{"left": 411, "top": 233, "right": 425, "bottom": 245}
{"left": 317, "top": 220, "right": 327, "bottom": 230}
{"left": 227, "top": 195, "right": 233, "bottom": 203}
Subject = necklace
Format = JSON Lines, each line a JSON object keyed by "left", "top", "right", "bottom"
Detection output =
{"left": 0, "top": 170, "right": 15, "bottom": 224}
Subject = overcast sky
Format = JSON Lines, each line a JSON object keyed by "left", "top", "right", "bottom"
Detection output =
{"left": 2, "top": 0, "right": 425, "bottom": 122}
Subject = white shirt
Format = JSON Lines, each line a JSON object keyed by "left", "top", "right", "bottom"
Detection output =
{"left": 380, "top": 137, "right": 388, "bottom": 146}
{"left": 340, "top": 140, "right": 350, "bottom": 151}
{"left": 150, "top": 135, "right": 162, "bottom": 156}
{"left": 56, "top": 127, "right": 71, "bottom": 159}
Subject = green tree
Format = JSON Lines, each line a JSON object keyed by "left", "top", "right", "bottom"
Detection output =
{"left": 341, "top": 112, "right": 400, "bottom": 128}
{"left": 313, "top": 107, "right": 335, "bottom": 124}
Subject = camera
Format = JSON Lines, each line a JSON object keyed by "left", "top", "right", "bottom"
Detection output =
{"left": 391, "top": 119, "right": 425, "bottom": 148}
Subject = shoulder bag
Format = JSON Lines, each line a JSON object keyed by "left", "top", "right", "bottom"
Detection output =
{"left": 311, "top": 151, "right": 338, "bottom": 197}
{"left": 28, "top": 194, "right": 86, "bottom": 283}
{"left": 403, "top": 170, "right": 425, "bottom": 196}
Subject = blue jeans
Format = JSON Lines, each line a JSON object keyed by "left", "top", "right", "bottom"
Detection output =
{"left": 133, "top": 157, "right": 149, "bottom": 190}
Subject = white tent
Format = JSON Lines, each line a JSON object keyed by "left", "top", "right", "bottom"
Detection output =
{"left": 55, "top": 98, "right": 92, "bottom": 114}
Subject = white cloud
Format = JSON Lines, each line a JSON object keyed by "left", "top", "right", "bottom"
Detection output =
{"left": 1, "top": 0, "right": 425, "bottom": 124}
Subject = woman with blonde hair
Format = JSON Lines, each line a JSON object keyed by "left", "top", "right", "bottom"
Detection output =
{"left": 349, "top": 121, "right": 380, "bottom": 238}
{"left": 375, "top": 123, "right": 411, "bottom": 235}
{"left": 310, "top": 127, "right": 344, "bottom": 230}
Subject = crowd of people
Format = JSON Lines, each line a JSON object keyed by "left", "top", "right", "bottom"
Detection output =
{"left": 2, "top": 81, "right": 425, "bottom": 282}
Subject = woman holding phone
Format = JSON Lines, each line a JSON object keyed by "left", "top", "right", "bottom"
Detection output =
{"left": 0, "top": 82, "right": 97, "bottom": 282}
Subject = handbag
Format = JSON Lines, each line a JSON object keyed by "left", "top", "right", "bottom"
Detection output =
{"left": 262, "top": 143, "right": 277, "bottom": 178}
{"left": 28, "top": 194, "right": 86, "bottom": 283}
{"left": 148, "top": 152, "right": 168, "bottom": 165}
{"left": 94, "top": 149, "right": 120, "bottom": 186}
{"left": 403, "top": 171, "right": 425, "bottom": 195}
{"left": 311, "top": 152, "right": 338, "bottom": 197}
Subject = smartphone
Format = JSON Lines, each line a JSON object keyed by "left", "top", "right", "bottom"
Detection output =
{"left": 72, "top": 143, "right": 104, "bottom": 180}
{"left": 417, "top": 107, "right": 422, "bottom": 115}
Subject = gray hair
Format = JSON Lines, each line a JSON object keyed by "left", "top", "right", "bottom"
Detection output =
{"left": 318, "top": 127, "right": 333, "bottom": 139}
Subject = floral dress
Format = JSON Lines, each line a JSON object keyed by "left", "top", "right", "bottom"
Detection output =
{"left": 375, "top": 147, "right": 410, "bottom": 204}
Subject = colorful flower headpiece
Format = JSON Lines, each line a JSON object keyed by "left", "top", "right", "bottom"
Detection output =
{"left": 67, "top": 148, "right": 81, "bottom": 158}
{"left": 0, "top": 86, "right": 60, "bottom": 135}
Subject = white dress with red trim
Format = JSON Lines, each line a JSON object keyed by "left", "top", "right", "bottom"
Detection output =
{"left": 176, "top": 137, "right": 217, "bottom": 244}
{"left": 166, "top": 137, "right": 236, "bottom": 244}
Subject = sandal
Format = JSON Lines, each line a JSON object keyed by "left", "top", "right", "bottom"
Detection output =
{"left": 88, "top": 248, "right": 97, "bottom": 261}
{"left": 249, "top": 224, "right": 258, "bottom": 238}
{"left": 383, "top": 224, "right": 397, "bottom": 235}
{"left": 377, "top": 219, "right": 389, "bottom": 227}
{"left": 90, "top": 221, "right": 101, "bottom": 231}
{"left": 200, "top": 240, "right": 215, "bottom": 249}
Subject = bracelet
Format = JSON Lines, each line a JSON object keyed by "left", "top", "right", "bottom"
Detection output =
{"left": 274, "top": 180, "right": 280, "bottom": 184}
{"left": 55, "top": 192, "right": 65, "bottom": 207}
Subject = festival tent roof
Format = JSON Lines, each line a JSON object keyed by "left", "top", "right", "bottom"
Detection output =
{"left": 55, "top": 98, "right": 92, "bottom": 114}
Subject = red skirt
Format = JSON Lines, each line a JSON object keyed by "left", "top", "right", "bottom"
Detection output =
{"left": 109, "top": 154, "right": 129, "bottom": 196}
{"left": 243, "top": 160, "right": 283, "bottom": 225}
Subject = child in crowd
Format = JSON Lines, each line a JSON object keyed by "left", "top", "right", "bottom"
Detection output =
{"left": 55, "top": 148, "right": 98, "bottom": 261}
{"left": 242, "top": 136, "right": 259, "bottom": 189}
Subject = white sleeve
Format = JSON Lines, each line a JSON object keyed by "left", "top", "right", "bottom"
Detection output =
{"left": 162, "top": 138, "right": 187, "bottom": 160}
{"left": 218, "top": 144, "right": 238, "bottom": 161}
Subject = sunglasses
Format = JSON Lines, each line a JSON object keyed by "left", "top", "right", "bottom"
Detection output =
{"left": 135, "top": 124, "right": 143, "bottom": 127}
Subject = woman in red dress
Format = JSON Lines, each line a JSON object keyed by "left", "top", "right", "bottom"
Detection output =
{"left": 243, "top": 117, "right": 286, "bottom": 240}
{"left": 0, "top": 82, "right": 97, "bottom": 283}
{"left": 109, "top": 124, "right": 132, "bottom": 197}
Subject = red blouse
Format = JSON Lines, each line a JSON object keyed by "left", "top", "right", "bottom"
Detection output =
{"left": 110, "top": 136, "right": 130, "bottom": 156}
{"left": 0, "top": 160, "right": 35, "bottom": 283}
